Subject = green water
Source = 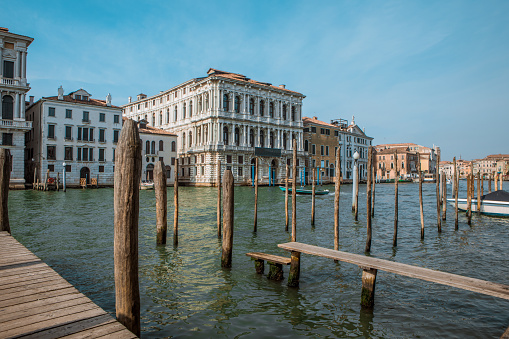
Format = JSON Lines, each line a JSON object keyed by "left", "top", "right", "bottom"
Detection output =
{"left": 7, "top": 182, "right": 509, "bottom": 338}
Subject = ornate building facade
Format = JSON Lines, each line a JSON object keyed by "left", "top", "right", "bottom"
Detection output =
{"left": 0, "top": 28, "right": 33, "bottom": 188}
{"left": 122, "top": 69, "right": 306, "bottom": 186}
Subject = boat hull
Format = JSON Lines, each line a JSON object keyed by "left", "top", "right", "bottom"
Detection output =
{"left": 447, "top": 198, "right": 509, "bottom": 217}
{"left": 279, "top": 186, "right": 329, "bottom": 195}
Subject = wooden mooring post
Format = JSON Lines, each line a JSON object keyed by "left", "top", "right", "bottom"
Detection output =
{"left": 334, "top": 147, "right": 341, "bottom": 252}
{"left": 477, "top": 172, "right": 481, "bottom": 215}
{"left": 292, "top": 139, "right": 297, "bottom": 242}
{"left": 113, "top": 119, "right": 141, "bottom": 337}
{"left": 174, "top": 158, "right": 179, "bottom": 246}
{"left": 221, "top": 169, "right": 234, "bottom": 268}
{"left": 311, "top": 167, "right": 315, "bottom": 226}
{"left": 489, "top": 173, "right": 492, "bottom": 193}
{"left": 419, "top": 162, "right": 424, "bottom": 239}
{"left": 435, "top": 154, "right": 441, "bottom": 232}
{"left": 366, "top": 147, "right": 373, "bottom": 250}
{"left": 361, "top": 267, "right": 377, "bottom": 308}
{"left": 217, "top": 160, "right": 221, "bottom": 238}
{"left": 0, "top": 149, "right": 11, "bottom": 234}
{"left": 467, "top": 174, "right": 472, "bottom": 225}
{"left": 442, "top": 173, "right": 447, "bottom": 220}
{"left": 155, "top": 161, "right": 167, "bottom": 245}
{"left": 500, "top": 172, "right": 503, "bottom": 190}
{"left": 56, "top": 171, "right": 60, "bottom": 191}
{"left": 354, "top": 168, "right": 359, "bottom": 221}
{"left": 254, "top": 157, "right": 258, "bottom": 232}
{"left": 454, "top": 157, "right": 459, "bottom": 230}
{"left": 285, "top": 164, "right": 289, "bottom": 231}
{"left": 371, "top": 150, "right": 376, "bottom": 217}
{"left": 495, "top": 173, "right": 498, "bottom": 191}
{"left": 393, "top": 150, "right": 398, "bottom": 247}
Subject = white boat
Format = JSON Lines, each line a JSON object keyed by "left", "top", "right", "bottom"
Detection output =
{"left": 447, "top": 190, "right": 509, "bottom": 217}
{"left": 140, "top": 181, "right": 154, "bottom": 190}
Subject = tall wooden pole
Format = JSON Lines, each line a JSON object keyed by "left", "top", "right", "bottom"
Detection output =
{"left": 467, "top": 174, "right": 472, "bottom": 225}
{"left": 354, "top": 168, "right": 359, "bottom": 221}
{"left": 442, "top": 173, "right": 447, "bottom": 220}
{"left": 174, "top": 158, "right": 179, "bottom": 246}
{"left": 481, "top": 173, "right": 484, "bottom": 197}
{"left": 477, "top": 172, "right": 481, "bottom": 215}
{"left": 495, "top": 173, "right": 498, "bottom": 191}
{"left": 292, "top": 139, "right": 297, "bottom": 242}
{"left": 113, "top": 119, "right": 141, "bottom": 337}
{"left": 217, "top": 160, "right": 221, "bottom": 238}
{"left": 453, "top": 157, "right": 458, "bottom": 230}
{"left": 393, "top": 149, "right": 398, "bottom": 247}
{"left": 155, "top": 161, "right": 167, "bottom": 245}
{"left": 221, "top": 170, "right": 234, "bottom": 268}
{"left": 56, "top": 172, "right": 60, "bottom": 191}
{"left": 435, "top": 153, "right": 441, "bottom": 232}
{"left": 489, "top": 173, "right": 492, "bottom": 193}
{"left": 371, "top": 150, "right": 376, "bottom": 217}
{"left": 0, "top": 149, "right": 11, "bottom": 234}
{"left": 254, "top": 157, "right": 258, "bottom": 232}
{"left": 334, "top": 147, "right": 341, "bottom": 251}
{"left": 500, "top": 171, "right": 503, "bottom": 190}
{"left": 419, "top": 158, "right": 424, "bottom": 239}
{"left": 285, "top": 164, "right": 289, "bottom": 231}
{"left": 366, "top": 147, "right": 373, "bottom": 251}
{"left": 311, "top": 167, "right": 316, "bottom": 226}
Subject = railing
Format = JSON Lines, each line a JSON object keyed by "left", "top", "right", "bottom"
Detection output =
{"left": 1, "top": 78, "right": 19, "bottom": 86}
{"left": 0, "top": 119, "right": 32, "bottom": 130}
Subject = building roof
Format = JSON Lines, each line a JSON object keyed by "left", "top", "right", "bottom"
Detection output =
{"left": 486, "top": 154, "right": 509, "bottom": 160}
{"left": 302, "top": 116, "right": 337, "bottom": 128}
{"left": 123, "top": 117, "right": 177, "bottom": 137}
{"left": 42, "top": 95, "right": 121, "bottom": 109}
{"left": 0, "top": 27, "right": 34, "bottom": 46}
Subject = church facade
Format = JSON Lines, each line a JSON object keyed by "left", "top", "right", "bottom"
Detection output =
{"left": 122, "top": 69, "right": 307, "bottom": 186}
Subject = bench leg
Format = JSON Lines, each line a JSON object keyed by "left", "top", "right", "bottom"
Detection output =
{"left": 287, "top": 251, "right": 300, "bottom": 287}
{"left": 254, "top": 259, "right": 264, "bottom": 274}
{"left": 360, "top": 267, "right": 377, "bottom": 308}
{"left": 267, "top": 263, "right": 284, "bottom": 281}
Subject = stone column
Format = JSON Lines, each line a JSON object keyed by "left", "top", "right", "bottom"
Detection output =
{"left": 21, "top": 94, "right": 26, "bottom": 119}
{"left": 21, "top": 51, "right": 27, "bottom": 80}
{"left": 0, "top": 90, "right": 3, "bottom": 118}
{"left": 0, "top": 44, "right": 3, "bottom": 77}
{"left": 257, "top": 127, "right": 260, "bottom": 147}
{"left": 14, "top": 93, "right": 19, "bottom": 119}
{"left": 15, "top": 50, "right": 21, "bottom": 79}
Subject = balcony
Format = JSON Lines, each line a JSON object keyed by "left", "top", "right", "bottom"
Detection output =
{"left": 0, "top": 119, "right": 32, "bottom": 130}
{"left": 0, "top": 77, "right": 28, "bottom": 87}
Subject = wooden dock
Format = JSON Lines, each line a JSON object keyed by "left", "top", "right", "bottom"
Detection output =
{"left": 0, "top": 231, "right": 137, "bottom": 339}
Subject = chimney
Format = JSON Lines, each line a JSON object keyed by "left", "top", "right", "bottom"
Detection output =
{"left": 29, "top": 96, "right": 34, "bottom": 105}
{"left": 128, "top": 96, "right": 132, "bottom": 103}
{"left": 58, "top": 86, "right": 64, "bottom": 100}
{"left": 106, "top": 93, "right": 112, "bottom": 106}
{"left": 279, "top": 84, "right": 286, "bottom": 89}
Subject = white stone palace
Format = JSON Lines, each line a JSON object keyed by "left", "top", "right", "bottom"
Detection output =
{"left": 122, "top": 69, "right": 307, "bottom": 186}
{"left": 0, "top": 28, "right": 33, "bottom": 188}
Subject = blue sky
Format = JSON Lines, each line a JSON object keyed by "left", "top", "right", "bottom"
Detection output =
{"left": 3, "top": 0, "right": 508, "bottom": 161}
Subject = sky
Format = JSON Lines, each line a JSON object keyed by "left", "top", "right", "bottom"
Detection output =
{"left": 2, "top": 0, "right": 508, "bottom": 161}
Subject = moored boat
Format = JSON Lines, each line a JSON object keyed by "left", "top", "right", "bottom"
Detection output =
{"left": 447, "top": 190, "right": 509, "bottom": 217}
{"left": 140, "top": 181, "right": 154, "bottom": 190}
{"left": 279, "top": 186, "right": 329, "bottom": 195}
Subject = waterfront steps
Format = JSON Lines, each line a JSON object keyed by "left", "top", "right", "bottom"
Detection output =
{"left": 0, "top": 231, "right": 137, "bottom": 338}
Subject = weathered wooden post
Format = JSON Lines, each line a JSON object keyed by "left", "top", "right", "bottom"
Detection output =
{"left": 254, "top": 157, "right": 258, "bottom": 232}
{"left": 354, "top": 168, "right": 359, "bottom": 221}
{"left": 455, "top": 167, "right": 459, "bottom": 230}
{"left": 495, "top": 173, "right": 498, "bottom": 191}
{"left": 489, "top": 173, "right": 492, "bottom": 193}
{"left": 63, "top": 165, "right": 66, "bottom": 192}
{"left": 419, "top": 158, "right": 424, "bottom": 239}
{"left": 477, "top": 172, "right": 481, "bottom": 215}
{"left": 481, "top": 174, "right": 484, "bottom": 197}
{"left": 500, "top": 172, "right": 503, "bottom": 190}
{"left": 467, "top": 174, "right": 472, "bottom": 225}
{"left": 371, "top": 150, "right": 376, "bottom": 217}
{"left": 435, "top": 154, "right": 441, "bottom": 232}
{"left": 393, "top": 149, "right": 398, "bottom": 247}
{"left": 217, "top": 160, "right": 221, "bottom": 238}
{"left": 221, "top": 169, "right": 234, "bottom": 268}
{"left": 366, "top": 147, "right": 373, "bottom": 250}
{"left": 33, "top": 165, "right": 37, "bottom": 190}
{"left": 154, "top": 161, "right": 167, "bottom": 245}
{"left": 113, "top": 119, "right": 141, "bottom": 337}
{"left": 56, "top": 172, "right": 60, "bottom": 191}
{"left": 334, "top": 147, "right": 341, "bottom": 252}
{"left": 360, "top": 267, "right": 377, "bottom": 308}
{"left": 442, "top": 173, "right": 447, "bottom": 220}
{"left": 292, "top": 139, "right": 297, "bottom": 242}
{"left": 174, "top": 158, "right": 179, "bottom": 246}
{"left": 0, "top": 149, "right": 11, "bottom": 234}
{"left": 311, "top": 167, "right": 316, "bottom": 226}
{"left": 45, "top": 169, "right": 50, "bottom": 191}
{"left": 285, "top": 164, "right": 289, "bottom": 231}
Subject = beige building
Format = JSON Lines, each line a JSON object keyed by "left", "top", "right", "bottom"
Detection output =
{"left": 375, "top": 148, "right": 419, "bottom": 180}
{"left": 375, "top": 143, "right": 440, "bottom": 175}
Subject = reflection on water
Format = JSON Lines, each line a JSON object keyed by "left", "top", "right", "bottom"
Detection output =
{"left": 8, "top": 181, "right": 509, "bottom": 338}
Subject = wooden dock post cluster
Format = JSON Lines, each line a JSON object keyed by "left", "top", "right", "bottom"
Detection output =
{"left": 113, "top": 119, "right": 141, "bottom": 337}
{"left": 0, "top": 148, "right": 11, "bottom": 234}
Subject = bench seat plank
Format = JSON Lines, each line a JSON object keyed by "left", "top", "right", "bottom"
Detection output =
{"left": 278, "top": 242, "right": 509, "bottom": 300}
{"left": 246, "top": 252, "right": 291, "bottom": 265}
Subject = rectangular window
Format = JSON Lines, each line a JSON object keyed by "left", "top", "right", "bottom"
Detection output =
{"left": 99, "top": 165, "right": 104, "bottom": 172}
{"left": 114, "top": 115, "right": 120, "bottom": 124}
{"left": 48, "top": 125, "right": 55, "bottom": 139}
{"left": 238, "top": 155, "right": 243, "bottom": 164}
{"left": 227, "top": 155, "right": 232, "bottom": 163}
{"left": 47, "top": 146, "right": 56, "bottom": 160}
{"left": 89, "top": 148, "right": 94, "bottom": 161}
{"left": 238, "top": 167, "right": 243, "bottom": 176}
{"left": 82, "top": 148, "right": 88, "bottom": 161}
{"left": 89, "top": 128, "right": 94, "bottom": 141}
{"left": 2, "top": 133, "right": 13, "bottom": 146}
{"left": 311, "top": 126, "right": 316, "bottom": 133}
{"left": 334, "top": 131, "right": 339, "bottom": 137}
{"left": 77, "top": 127, "right": 82, "bottom": 141}
{"left": 113, "top": 130, "right": 119, "bottom": 143}
{"left": 66, "top": 109, "right": 72, "bottom": 119}
{"left": 65, "top": 126, "right": 72, "bottom": 140}
{"left": 99, "top": 113, "right": 106, "bottom": 122}
{"left": 99, "top": 148, "right": 105, "bottom": 162}
{"left": 326, "top": 146, "right": 329, "bottom": 156}
{"left": 171, "top": 157, "right": 175, "bottom": 165}
{"left": 77, "top": 147, "right": 82, "bottom": 161}
{"left": 3, "top": 61, "right": 14, "bottom": 78}
{"left": 65, "top": 147, "right": 73, "bottom": 161}
{"left": 48, "top": 164, "right": 54, "bottom": 172}
{"left": 83, "top": 128, "right": 89, "bottom": 141}
{"left": 48, "top": 107, "right": 55, "bottom": 117}
{"left": 326, "top": 129, "right": 330, "bottom": 135}
{"left": 320, "top": 145, "right": 324, "bottom": 156}
{"left": 113, "top": 149, "right": 116, "bottom": 162}
{"left": 65, "top": 164, "right": 71, "bottom": 172}
{"left": 99, "top": 129, "right": 105, "bottom": 142}
{"left": 312, "top": 144, "right": 316, "bottom": 155}
{"left": 320, "top": 128, "right": 325, "bottom": 134}
{"left": 82, "top": 111, "right": 89, "bottom": 122}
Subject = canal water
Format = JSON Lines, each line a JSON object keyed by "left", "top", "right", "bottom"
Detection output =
{"left": 8, "top": 181, "right": 509, "bottom": 338}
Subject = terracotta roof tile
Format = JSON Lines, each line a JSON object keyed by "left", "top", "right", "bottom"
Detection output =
{"left": 302, "top": 116, "right": 338, "bottom": 128}
{"left": 43, "top": 95, "right": 121, "bottom": 109}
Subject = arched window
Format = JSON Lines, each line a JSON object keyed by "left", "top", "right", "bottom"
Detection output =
{"left": 205, "top": 94, "right": 209, "bottom": 110}
{"left": 259, "top": 100, "right": 265, "bottom": 116}
{"left": 291, "top": 106, "right": 296, "bottom": 121}
{"left": 151, "top": 141, "right": 156, "bottom": 154}
{"left": 166, "top": 165, "right": 172, "bottom": 179}
{"left": 171, "top": 141, "right": 176, "bottom": 152}
{"left": 304, "top": 140, "right": 309, "bottom": 152}
{"left": 234, "top": 127, "right": 240, "bottom": 146}
{"left": 183, "top": 102, "right": 186, "bottom": 119}
{"left": 249, "top": 129, "right": 254, "bottom": 147}
{"left": 166, "top": 109, "right": 169, "bottom": 124}
{"left": 145, "top": 140, "right": 150, "bottom": 155}
{"left": 249, "top": 98, "right": 254, "bottom": 115}
{"left": 189, "top": 101, "right": 193, "bottom": 117}
{"left": 198, "top": 98, "right": 202, "bottom": 113}
{"left": 159, "top": 140, "right": 164, "bottom": 151}
{"left": 174, "top": 106, "right": 177, "bottom": 121}
{"left": 159, "top": 113, "right": 163, "bottom": 125}
{"left": 189, "top": 131, "right": 193, "bottom": 147}
{"left": 182, "top": 132, "right": 186, "bottom": 148}
{"left": 2, "top": 96, "right": 13, "bottom": 120}
{"left": 223, "top": 126, "right": 229, "bottom": 145}
{"left": 234, "top": 96, "right": 240, "bottom": 113}
{"left": 283, "top": 133, "right": 287, "bottom": 150}
{"left": 223, "top": 94, "right": 229, "bottom": 112}
{"left": 270, "top": 131, "right": 274, "bottom": 148}
{"left": 282, "top": 104, "right": 287, "bottom": 120}
{"left": 260, "top": 130, "right": 265, "bottom": 148}
{"left": 152, "top": 113, "right": 155, "bottom": 125}
{"left": 269, "top": 102, "right": 274, "bottom": 118}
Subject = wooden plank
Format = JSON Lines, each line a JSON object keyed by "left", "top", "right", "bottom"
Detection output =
{"left": 0, "top": 281, "right": 73, "bottom": 302}
{"left": 0, "top": 273, "right": 63, "bottom": 290}
{"left": 59, "top": 320, "right": 131, "bottom": 339}
{"left": 0, "top": 267, "right": 60, "bottom": 285}
{"left": 0, "top": 292, "right": 83, "bottom": 317}
{"left": 246, "top": 252, "right": 291, "bottom": 265}
{"left": 0, "top": 262, "right": 51, "bottom": 277}
{"left": 278, "top": 242, "right": 509, "bottom": 300}
{"left": 0, "top": 287, "right": 79, "bottom": 308}
{"left": 0, "top": 278, "right": 73, "bottom": 297}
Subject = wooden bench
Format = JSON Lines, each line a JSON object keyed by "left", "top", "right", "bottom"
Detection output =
{"left": 246, "top": 252, "right": 291, "bottom": 281}
{"left": 278, "top": 242, "right": 509, "bottom": 308}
